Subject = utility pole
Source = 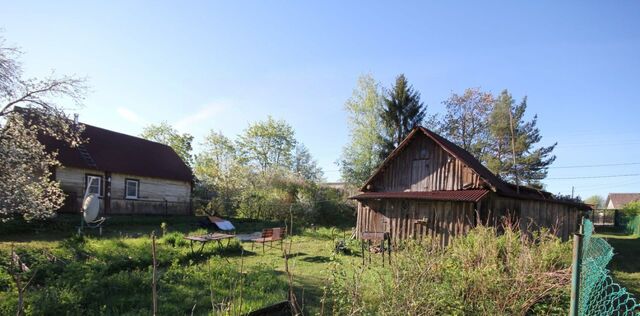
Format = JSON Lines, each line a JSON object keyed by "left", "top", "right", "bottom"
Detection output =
{"left": 572, "top": 186, "right": 575, "bottom": 199}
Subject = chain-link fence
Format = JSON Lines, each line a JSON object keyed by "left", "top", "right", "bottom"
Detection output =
{"left": 571, "top": 218, "right": 640, "bottom": 315}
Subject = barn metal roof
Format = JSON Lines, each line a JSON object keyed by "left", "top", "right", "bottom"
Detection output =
{"left": 350, "top": 190, "right": 490, "bottom": 202}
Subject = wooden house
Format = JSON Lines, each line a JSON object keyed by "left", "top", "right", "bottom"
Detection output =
{"left": 41, "top": 120, "right": 194, "bottom": 215}
{"left": 351, "top": 127, "right": 590, "bottom": 246}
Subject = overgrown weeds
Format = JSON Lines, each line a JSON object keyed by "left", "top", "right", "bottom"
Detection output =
{"left": 328, "top": 223, "right": 572, "bottom": 315}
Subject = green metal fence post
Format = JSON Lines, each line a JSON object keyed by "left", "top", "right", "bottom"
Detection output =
{"left": 570, "top": 217, "right": 585, "bottom": 316}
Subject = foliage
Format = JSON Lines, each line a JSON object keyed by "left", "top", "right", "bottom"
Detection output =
{"left": 584, "top": 195, "right": 605, "bottom": 209}
{"left": 485, "top": 90, "right": 557, "bottom": 188}
{"left": 0, "top": 35, "right": 86, "bottom": 222}
{"left": 627, "top": 216, "right": 640, "bottom": 236}
{"left": 621, "top": 202, "right": 640, "bottom": 235}
{"left": 380, "top": 74, "right": 427, "bottom": 158}
{"left": 193, "top": 131, "right": 249, "bottom": 215}
{"left": 338, "top": 74, "right": 386, "bottom": 186}
{"left": 440, "top": 87, "right": 494, "bottom": 159}
{"left": 194, "top": 118, "right": 339, "bottom": 225}
{"left": 140, "top": 121, "right": 194, "bottom": 167}
{"left": 237, "top": 116, "right": 297, "bottom": 173}
{"left": 292, "top": 144, "right": 324, "bottom": 182}
{"left": 329, "top": 224, "right": 572, "bottom": 315}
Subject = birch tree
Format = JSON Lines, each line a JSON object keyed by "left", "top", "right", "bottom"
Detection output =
{"left": 338, "top": 74, "right": 385, "bottom": 186}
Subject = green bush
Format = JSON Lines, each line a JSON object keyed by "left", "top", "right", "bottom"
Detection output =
{"left": 328, "top": 224, "right": 572, "bottom": 315}
{"left": 627, "top": 215, "right": 640, "bottom": 236}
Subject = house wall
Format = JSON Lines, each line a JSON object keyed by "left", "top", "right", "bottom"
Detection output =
{"left": 371, "top": 134, "right": 484, "bottom": 192}
{"left": 55, "top": 166, "right": 191, "bottom": 215}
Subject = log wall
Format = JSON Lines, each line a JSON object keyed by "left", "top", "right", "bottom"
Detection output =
{"left": 55, "top": 166, "right": 191, "bottom": 215}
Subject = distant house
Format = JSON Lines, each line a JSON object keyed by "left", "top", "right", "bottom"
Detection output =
{"left": 605, "top": 193, "right": 640, "bottom": 210}
{"left": 41, "top": 120, "right": 194, "bottom": 215}
{"left": 351, "top": 127, "right": 590, "bottom": 246}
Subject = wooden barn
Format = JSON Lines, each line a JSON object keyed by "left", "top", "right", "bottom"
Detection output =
{"left": 351, "top": 127, "right": 590, "bottom": 246}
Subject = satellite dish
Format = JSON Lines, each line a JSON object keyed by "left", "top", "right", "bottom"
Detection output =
{"left": 82, "top": 194, "right": 100, "bottom": 223}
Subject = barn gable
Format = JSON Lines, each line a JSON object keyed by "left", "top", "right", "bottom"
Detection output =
{"left": 362, "top": 127, "right": 490, "bottom": 193}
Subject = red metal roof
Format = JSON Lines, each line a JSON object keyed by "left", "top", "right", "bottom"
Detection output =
{"left": 350, "top": 190, "right": 490, "bottom": 202}
{"left": 39, "top": 122, "right": 194, "bottom": 183}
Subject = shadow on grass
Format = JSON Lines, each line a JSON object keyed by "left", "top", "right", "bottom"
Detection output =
{"left": 604, "top": 237, "right": 640, "bottom": 273}
{"left": 282, "top": 252, "right": 307, "bottom": 259}
{"left": 301, "top": 255, "right": 331, "bottom": 263}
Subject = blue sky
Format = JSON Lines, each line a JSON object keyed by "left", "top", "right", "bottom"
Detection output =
{"left": 3, "top": 1, "right": 640, "bottom": 200}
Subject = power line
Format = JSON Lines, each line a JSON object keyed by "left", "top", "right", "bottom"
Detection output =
{"left": 550, "top": 162, "right": 640, "bottom": 169}
{"left": 548, "top": 173, "right": 640, "bottom": 180}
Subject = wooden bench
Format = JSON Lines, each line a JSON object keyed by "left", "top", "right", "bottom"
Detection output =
{"left": 251, "top": 227, "right": 286, "bottom": 254}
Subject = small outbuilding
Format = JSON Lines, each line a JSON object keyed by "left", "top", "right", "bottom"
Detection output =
{"left": 351, "top": 127, "right": 590, "bottom": 246}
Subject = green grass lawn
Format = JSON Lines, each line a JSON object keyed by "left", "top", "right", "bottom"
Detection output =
{"left": 0, "top": 214, "right": 364, "bottom": 315}
{"left": 594, "top": 228, "right": 640, "bottom": 297}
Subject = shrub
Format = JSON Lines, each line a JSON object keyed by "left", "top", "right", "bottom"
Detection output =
{"left": 328, "top": 224, "right": 572, "bottom": 315}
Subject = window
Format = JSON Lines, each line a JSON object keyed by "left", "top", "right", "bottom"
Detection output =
{"left": 125, "top": 179, "right": 139, "bottom": 199}
{"left": 85, "top": 174, "right": 102, "bottom": 196}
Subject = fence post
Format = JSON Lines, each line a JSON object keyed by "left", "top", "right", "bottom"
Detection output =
{"left": 570, "top": 218, "right": 585, "bottom": 316}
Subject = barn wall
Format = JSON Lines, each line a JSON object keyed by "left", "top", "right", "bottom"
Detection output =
{"left": 371, "top": 134, "right": 484, "bottom": 192}
{"left": 357, "top": 200, "right": 476, "bottom": 247}
{"left": 55, "top": 166, "right": 191, "bottom": 215}
{"left": 356, "top": 196, "right": 582, "bottom": 245}
{"left": 480, "top": 193, "right": 581, "bottom": 241}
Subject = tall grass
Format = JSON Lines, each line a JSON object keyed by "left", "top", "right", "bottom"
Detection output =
{"left": 328, "top": 223, "right": 572, "bottom": 315}
{"left": 0, "top": 233, "right": 287, "bottom": 315}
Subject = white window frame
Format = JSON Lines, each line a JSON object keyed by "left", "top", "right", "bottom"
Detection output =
{"left": 85, "top": 174, "right": 102, "bottom": 197}
{"left": 125, "top": 179, "right": 139, "bottom": 199}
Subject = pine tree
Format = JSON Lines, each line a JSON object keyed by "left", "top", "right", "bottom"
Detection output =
{"left": 380, "top": 74, "right": 426, "bottom": 158}
{"left": 485, "top": 90, "right": 557, "bottom": 188}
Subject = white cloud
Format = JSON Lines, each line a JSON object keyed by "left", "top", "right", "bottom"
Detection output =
{"left": 116, "top": 107, "right": 146, "bottom": 125}
{"left": 174, "top": 101, "right": 228, "bottom": 130}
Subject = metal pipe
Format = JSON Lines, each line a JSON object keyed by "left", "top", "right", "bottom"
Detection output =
{"left": 569, "top": 218, "right": 585, "bottom": 316}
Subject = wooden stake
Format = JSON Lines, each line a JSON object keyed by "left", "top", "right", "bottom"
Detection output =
{"left": 151, "top": 232, "right": 158, "bottom": 316}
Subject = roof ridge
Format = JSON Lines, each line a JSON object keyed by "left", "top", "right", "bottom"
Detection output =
{"left": 80, "top": 123, "right": 175, "bottom": 149}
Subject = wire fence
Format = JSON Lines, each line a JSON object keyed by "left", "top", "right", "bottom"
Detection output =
{"left": 572, "top": 218, "right": 640, "bottom": 315}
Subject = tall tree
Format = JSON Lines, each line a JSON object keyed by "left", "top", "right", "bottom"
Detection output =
{"left": 441, "top": 88, "right": 493, "bottom": 159}
{"left": 194, "top": 131, "right": 248, "bottom": 213}
{"left": 0, "top": 35, "right": 87, "bottom": 222}
{"left": 485, "top": 90, "right": 556, "bottom": 188}
{"left": 584, "top": 195, "right": 605, "bottom": 209}
{"left": 380, "top": 74, "right": 426, "bottom": 158}
{"left": 237, "top": 116, "right": 297, "bottom": 173}
{"left": 141, "top": 121, "right": 194, "bottom": 167}
{"left": 293, "top": 144, "right": 324, "bottom": 182}
{"left": 339, "top": 75, "right": 386, "bottom": 186}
